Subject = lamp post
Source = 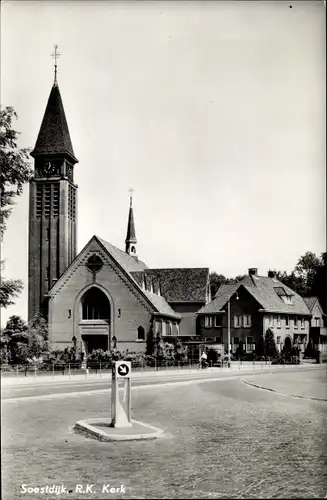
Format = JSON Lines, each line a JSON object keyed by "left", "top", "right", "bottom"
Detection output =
{"left": 227, "top": 291, "right": 239, "bottom": 368}
{"left": 227, "top": 299, "right": 231, "bottom": 368}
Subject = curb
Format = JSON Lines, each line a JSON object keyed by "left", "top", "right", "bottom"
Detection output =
{"left": 74, "top": 418, "right": 165, "bottom": 442}
{"left": 242, "top": 380, "right": 327, "bottom": 402}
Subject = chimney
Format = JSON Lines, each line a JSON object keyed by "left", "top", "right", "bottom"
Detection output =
{"left": 268, "top": 270, "right": 276, "bottom": 278}
{"left": 248, "top": 268, "right": 258, "bottom": 276}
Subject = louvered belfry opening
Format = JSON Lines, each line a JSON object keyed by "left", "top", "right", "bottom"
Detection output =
{"left": 35, "top": 183, "right": 60, "bottom": 218}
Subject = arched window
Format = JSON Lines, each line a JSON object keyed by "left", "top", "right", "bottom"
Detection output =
{"left": 131, "top": 246, "right": 136, "bottom": 254}
{"left": 82, "top": 287, "right": 110, "bottom": 320}
{"left": 137, "top": 326, "right": 145, "bottom": 341}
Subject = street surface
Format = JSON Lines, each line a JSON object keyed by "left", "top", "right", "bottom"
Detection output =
{"left": 2, "top": 365, "right": 327, "bottom": 499}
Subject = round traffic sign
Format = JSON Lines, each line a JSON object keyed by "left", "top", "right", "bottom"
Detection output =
{"left": 117, "top": 363, "right": 130, "bottom": 377}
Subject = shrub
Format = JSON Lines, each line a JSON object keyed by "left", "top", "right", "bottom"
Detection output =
{"left": 265, "top": 328, "right": 278, "bottom": 358}
{"left": 257, "top": 334, "right": 266, "bottom": 357}
{"left": 290, "top": 355, "right": 300, "bottom": 365}
{"left": 123, "top": 352, "right": 146, "bottom": 367}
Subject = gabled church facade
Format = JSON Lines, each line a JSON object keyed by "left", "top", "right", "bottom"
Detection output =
{"left": 28, "top": 69, "right": 210, "bottom": 356}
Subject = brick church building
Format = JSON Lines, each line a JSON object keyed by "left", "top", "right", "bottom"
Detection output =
{"left": 28, "top": 74, "right": 210, "bottom": 357}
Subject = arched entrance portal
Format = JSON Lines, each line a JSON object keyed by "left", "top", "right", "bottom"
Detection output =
{"left": 80, "top": 287, "right": 110, "bottom": 355}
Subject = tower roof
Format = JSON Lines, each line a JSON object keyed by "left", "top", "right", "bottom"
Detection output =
{"left": 125, "top": 197, "right": 137, "bottom": 244}
{"left": 31, "top": 83, "right": 78, "bottom": 162}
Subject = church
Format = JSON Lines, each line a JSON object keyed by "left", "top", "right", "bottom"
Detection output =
{"left": 28, "top": 68, "right": 211, "bottom": 357}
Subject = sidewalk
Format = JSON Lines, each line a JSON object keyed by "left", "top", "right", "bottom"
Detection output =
{"left": 1, "top": 361, "right": 323, "bottom": 387}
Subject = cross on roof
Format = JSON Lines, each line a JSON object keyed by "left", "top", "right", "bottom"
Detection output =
{"left": 51, "top": 44, "right": 61, "bottom": 84}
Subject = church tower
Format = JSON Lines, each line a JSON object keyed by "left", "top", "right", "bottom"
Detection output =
{"left": 125, "top": 191, "right": 137, "bottom": 257}
{"left": 28, "top": 46, "right": 78, "bottom": 320}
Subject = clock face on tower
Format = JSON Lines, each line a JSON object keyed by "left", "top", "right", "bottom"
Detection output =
{"left": 42, "top": 161, "right": 57, "bottom": 176}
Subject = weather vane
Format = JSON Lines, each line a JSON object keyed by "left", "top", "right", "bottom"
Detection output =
{"left": 51, "top": 44, "right": 61, "bottom": 84}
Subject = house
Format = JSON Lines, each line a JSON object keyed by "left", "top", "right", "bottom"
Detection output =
{"left": 197, "top": 268, "right": 311, "bottom": 354}
{"left": 303, "top": 297, "right": 327, "bottom": 351}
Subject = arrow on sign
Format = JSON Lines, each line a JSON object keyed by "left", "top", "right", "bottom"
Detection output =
{"left": 117, "top": 364, "right": 129, "bottom": 377}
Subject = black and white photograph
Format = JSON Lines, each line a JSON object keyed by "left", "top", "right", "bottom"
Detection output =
{"left": 1, "top": 0, "right": 326, "bottom": 498}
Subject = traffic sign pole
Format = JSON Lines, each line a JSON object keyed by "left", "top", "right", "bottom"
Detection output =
{"left": 111, "top": 361, "right": 132, "bottom": 428}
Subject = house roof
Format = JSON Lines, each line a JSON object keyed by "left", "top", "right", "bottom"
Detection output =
{"left": 143, "top": 268, "right": 209, "bottom": 302}
{"left": 303, "top": 297, "right": 318, "bottom": 312}
{"left": 97, "top": 237, "right": 147, "bottom": 272}
{"left": 31, "top": 83, "right": 77, "bottom": 162}
{"left": 198, "top": 283, "right": 241, "bottom": 314}
{"left": 198, "top": 274, "right": 311, "bottom": 315}
{"left": 143, "top": 291, "right": 181, "bottom": 319}
{"left": 96, "top": 237, "right": 180, "bottom": 319}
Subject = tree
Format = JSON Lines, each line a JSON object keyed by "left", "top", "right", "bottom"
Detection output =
{"left": 153, "top": 332, "right": 165, "bottom": 366}
{"left": 28, "top": 312, "right": 49, "bottom": 357}
{"left": 2, "top": 314, "right": 28, "bottom": 339}
{"left": 275, "top": 270, "right": 306, "bottom": 297}
{"left": 0, "top": 106, "right": 32, "bottom": 309}
{"left": 276, "top": 251, "right": 326, "bottom": 309}
{"left": 311, "top": 252, "right": 327, "bottom": 313}
{"left": 0, "top": 264, "right": 24, "bottom": 308}
{"left": 175, "top": 338, "right": 188, "bottom": 365}
{"left": 1, "top": 315, "right": 29, "bottom": 364}
{"left": 146, "top": 318, "right": 155, "bottom": 355}
{"left": 265, "top": 328, "right": 278, "bottom": 358}
{"left": 0, "top": 106, "right": 32, "bottom": 234}
{"left": 256, "top": 334, "right": 266, "bottom": 358}
{"left": 210, "top": 273, "right": 228, "bottom": 299}
{"left": 295, "top": 251, "right": 321, "bottom": 292}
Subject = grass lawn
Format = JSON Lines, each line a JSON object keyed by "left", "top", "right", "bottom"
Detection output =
{"left": 2, "top": 370, "right": 327, "bottom": 499}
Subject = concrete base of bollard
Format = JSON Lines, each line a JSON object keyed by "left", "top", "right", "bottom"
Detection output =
{"left": 74, "top": 418, "right": 165, "bottom": 442}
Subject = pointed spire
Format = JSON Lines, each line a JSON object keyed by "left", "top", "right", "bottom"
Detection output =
{"left": 125, "top": 189, "right": 137, "bottom": 256}
{"left": 31, "top": 46, "right": 78, "bottom": 163}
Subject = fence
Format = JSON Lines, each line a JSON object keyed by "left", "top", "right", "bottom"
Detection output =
{"left": 1, "top": 355, "right": 315, "bottom": 380}
{"left": 0, "top": 358, "right": 199, "bottom": 378}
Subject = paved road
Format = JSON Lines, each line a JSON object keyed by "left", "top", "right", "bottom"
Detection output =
{"left": 2, "top": 365, "right": 326, "bottom": 499}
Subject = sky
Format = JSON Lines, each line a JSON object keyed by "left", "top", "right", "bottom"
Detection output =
{"left": 0, "top": 0, "right": 326, "bottom": 326}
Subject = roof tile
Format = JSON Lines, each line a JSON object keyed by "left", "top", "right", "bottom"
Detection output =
{"left": 198, "top": 275, "right": 311, "bottom": 315}
{"left": 31, "top": 83, "right": 76, "bottom": 160}
{"left": 144, "top": 268, "right": 209, "bottom": 302}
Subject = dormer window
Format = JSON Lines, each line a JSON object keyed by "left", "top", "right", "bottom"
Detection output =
{"left": 274, "top": 287, "right": 293, "bottom": 305}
